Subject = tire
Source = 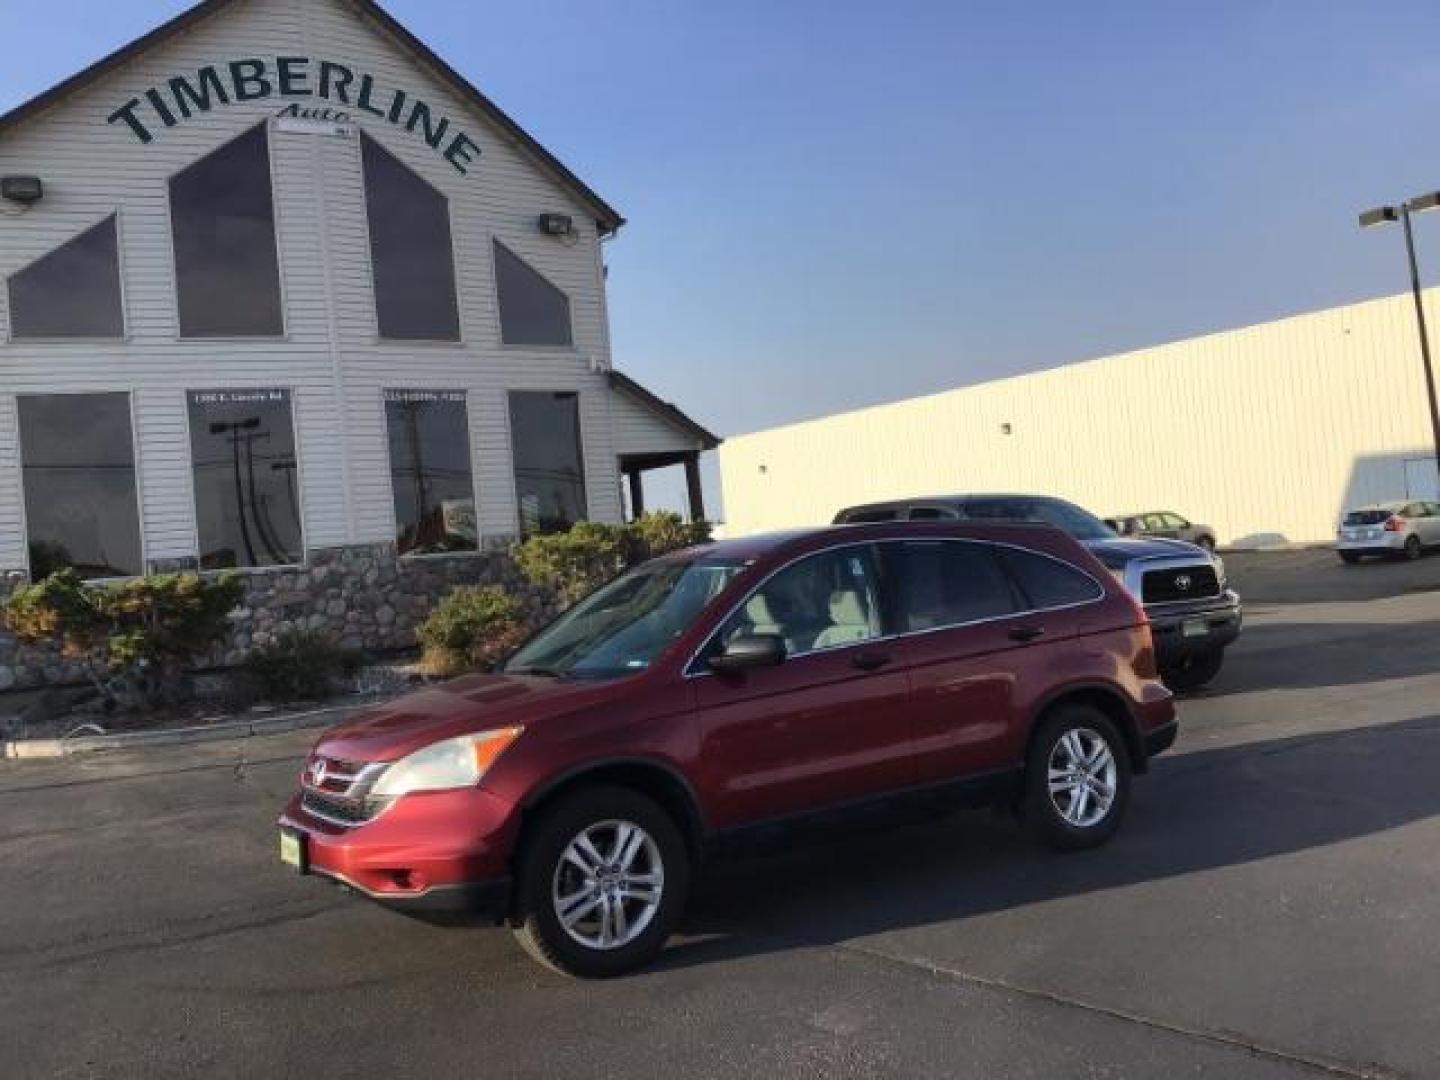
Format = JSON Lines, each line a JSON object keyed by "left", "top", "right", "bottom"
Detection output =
{"left": 1160, "top": 648, "right": 1225, "bottom": 693}
{"left": 1403, "top": 535, "right": 1422, "bottom": 561}
{"left": 1338, "top": 552, "right": 1361, "bottom": 565}
{"left": 1022, "top": 706, "right": 1131, "bottom": 851}
{"left": 512, "top": 786, "right": 689, "bottom": 978}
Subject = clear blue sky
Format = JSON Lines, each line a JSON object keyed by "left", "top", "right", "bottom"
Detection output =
{"left": 5, "top": 0, "right": 1440, "bottom": 518}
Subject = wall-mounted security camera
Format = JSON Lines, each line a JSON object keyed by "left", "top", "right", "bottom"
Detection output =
{"left": 1, "top": 176, "right": 44, "bottom": 204}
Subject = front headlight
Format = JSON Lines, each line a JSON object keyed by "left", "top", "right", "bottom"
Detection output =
{"left": 371, "top": 728, "right": 523, "bottom": 798}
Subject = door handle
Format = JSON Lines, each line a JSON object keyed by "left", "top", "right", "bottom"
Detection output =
{"left": 1008, "top": 625, "right": 1045, "bottom": 643}
{"left": 851, "top": 651, "right": 892, "bottom": 671}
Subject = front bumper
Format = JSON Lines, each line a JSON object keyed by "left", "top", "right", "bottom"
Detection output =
{"left": 1146, "top": 589, "right": 1242, "bottom": 665}
{"left": 277, "top": 784, "right": 520, "bottom": 920}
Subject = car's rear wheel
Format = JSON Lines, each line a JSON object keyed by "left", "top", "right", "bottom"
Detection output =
{"left": 1160, "top": 647, "right": 1225, "bottom": 692}
{"left": 1404, "top": 535, "right": 1423, "bottom": 561}
{"left": 1338, "top": 551, "right": 1361, "bottom": 565}
{"left": 512, "top": 786, "right": 688, "bottom": 978}
{"left": 1022, "top": 706, "right": 1131, "bottom": 851}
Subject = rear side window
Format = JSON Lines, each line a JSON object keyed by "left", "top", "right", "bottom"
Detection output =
{"left": 906, "top": 506, "right": 957, "bottom": 521}
{"left": 997, "top": 547, "right": 1103, "bottom": 610}
{"left": 884, "top": 540, "right": 1017, "bottom": 632}
{"left": 839, "top": 508, "right": 898, "bottom": 523}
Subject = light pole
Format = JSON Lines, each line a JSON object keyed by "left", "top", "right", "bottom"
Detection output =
{"left": 1359, "top": 193, "right": 1440, "bottom": 497}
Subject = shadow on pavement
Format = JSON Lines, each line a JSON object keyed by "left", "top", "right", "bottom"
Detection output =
{"left": 658, "top": 713, "right": 1440, "bottom": 971}
{"left": 1201, "top": 619, "right": 1440, "bottom": 697}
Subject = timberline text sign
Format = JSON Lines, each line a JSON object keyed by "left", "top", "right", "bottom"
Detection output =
{"left": 107, "top": 57, "right": 481, "bottom": 174}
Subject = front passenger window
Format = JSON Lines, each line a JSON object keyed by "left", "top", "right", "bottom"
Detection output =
{"left": 717, "top": 547, "right": 882, "bottom": 657}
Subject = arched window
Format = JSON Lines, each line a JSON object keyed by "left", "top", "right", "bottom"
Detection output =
{"left": 494, "top": 240, "right": 572, "bottom": 346}
{"left": 362, "top": 133, "right": 460, "bottom": 341}
{"left": 8, "top": 215, "right": 124, "bottom": 339}
{"left": 169, "top": 124, "right": 283, "bottom": 337}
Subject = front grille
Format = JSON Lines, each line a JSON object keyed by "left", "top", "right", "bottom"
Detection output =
{"left": 301, "top": 789, "right": 379, "bottom": 827}
{"left": 1142, "top": 565, "right": 1220, "bottom": 604}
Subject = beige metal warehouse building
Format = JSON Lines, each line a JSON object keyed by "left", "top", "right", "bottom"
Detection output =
{"left": 719, "top": 290, "right": 1440, "bottom": 546}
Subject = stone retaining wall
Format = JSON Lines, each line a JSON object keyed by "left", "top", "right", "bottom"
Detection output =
{"left": 0, "top": 545, "right": 548, "bottom": 692}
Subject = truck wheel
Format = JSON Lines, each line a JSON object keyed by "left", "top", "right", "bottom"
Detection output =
{"left": 1022, "top": 706, "right": 1131, "bottom": 851}
{"left": 1161, "top": 648, "right": 1224, "bottom": 693}
{"left": 1338, "top": 552, "right": 1361, "bottom": 565}
{"left": 512, "top": 786, "right": 689, "bottom": 978}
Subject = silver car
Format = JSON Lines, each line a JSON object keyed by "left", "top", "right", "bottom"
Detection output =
{"left": 1335, "top": 500, "right": 1440, "bottom": 563}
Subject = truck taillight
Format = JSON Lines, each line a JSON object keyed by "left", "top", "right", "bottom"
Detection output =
{"left": 1384, "top": 516, "right": 1404, "bottom": 532}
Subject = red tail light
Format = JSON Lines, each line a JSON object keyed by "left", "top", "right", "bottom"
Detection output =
{"left": 1384, "top": 516, "right": 1404, "bottom": 532}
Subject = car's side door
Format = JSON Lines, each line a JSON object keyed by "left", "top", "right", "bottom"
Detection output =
{"left": 1419, "top": 502, "right": 1440, "bottom": 545}
{"left": 1149, "top": 513, "right": 1182, "bottom": 540}
{"left": 882, "top": 539, "right": 1106, "bottom": 785}
{"left": 689, "top": 544, "right": 915, "bottom": 829}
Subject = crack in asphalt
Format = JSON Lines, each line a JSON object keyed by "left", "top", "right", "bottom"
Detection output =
{"left": 0, "top": 898, "right": 345, "bottom": 976}
{"left": 0, "top": 753, "right": 302, "bottom": 797}
{"left": 840, "top": 942, "right": 1408, "bottom": 1079}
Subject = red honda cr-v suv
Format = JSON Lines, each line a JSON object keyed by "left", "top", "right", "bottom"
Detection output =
{"left": 278, "top": 522, "right": 1176, "bottom": 976}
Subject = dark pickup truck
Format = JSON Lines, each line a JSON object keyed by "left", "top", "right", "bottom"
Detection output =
{"left": 834, "top": 493, "right": 1242, "bottom": 691}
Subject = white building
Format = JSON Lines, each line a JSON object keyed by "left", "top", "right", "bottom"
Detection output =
{"left": 719, "top": 290, "right": 1440, "bottom": 546}
{"left": 0, "top": 0, "right": 717, "bottom": 689}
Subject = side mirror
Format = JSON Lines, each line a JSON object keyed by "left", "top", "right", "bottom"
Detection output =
{"left": 708, "top": 633, "right": 787, "bottom": 673}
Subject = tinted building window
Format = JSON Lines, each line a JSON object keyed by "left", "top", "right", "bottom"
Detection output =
{"left": 8, "top": 216, "right": 124, "bottom": 339}
{"left": 384, "top": 390, "right": 476, "bottom": 554}
{"left": 494, "top": 241, "right": 572, "bottom": 346}
{"left": 885, "top": 540, "right": 1016, "bottom": 632}
{"left": 17, "top": 393, "right": 142, "bottom": 579}
{"left": 170, "top": 125, "right": 283, "bottom": 337}
{"left": 509, "top": 391, "right": 586, "bottom": 534}
{"left": 362, "top": 134, "right": 460, "bottom": 341}
{"left": 998, "top": 548, "right": 1102, "bottom": 610}
{"left": 187, "top": 389, "right": 302, "bottom": 568}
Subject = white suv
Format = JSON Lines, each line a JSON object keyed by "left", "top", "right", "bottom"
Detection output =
{"left": 1336, "top": 500, "right": 1440, "bottom": 563}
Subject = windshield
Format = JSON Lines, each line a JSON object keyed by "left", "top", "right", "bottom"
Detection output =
{"left": 504, "top": 557, "right": 749, "bottom": 678}
{"left": 1344, "top": 509, "right": 1394, "bottom": 526}
{"left": 962, "top": 497, "right": 1118, "bottom": 541}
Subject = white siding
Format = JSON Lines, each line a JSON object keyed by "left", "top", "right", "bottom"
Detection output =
{"left": 720, "top": 290, "right": 1440, "bottom": 546}
{"left": 0, "top": 0, "right": 624, "bottom": 570}
{"left": 0, "top": 396, "right": 23, "bottom": 571}
{"left": 610, "top": 388, "right": 705, "bottom": 458}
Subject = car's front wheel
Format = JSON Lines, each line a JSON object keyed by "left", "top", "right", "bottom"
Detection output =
{"left": 1161, "top": 647, "right": 1225, "bottom": 692}
{"left": 513, "top": 786, "right": 689, "bottom": 978}
{"left": 1022, "top": 707, "right": 1131, "bottom": 851}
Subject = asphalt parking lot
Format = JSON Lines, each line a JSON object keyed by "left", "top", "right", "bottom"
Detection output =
{"left": 2, "top": 549, "right": 1437, "bottom": 1079}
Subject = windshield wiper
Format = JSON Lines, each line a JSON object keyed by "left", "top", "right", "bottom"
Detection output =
{"left": 507, "top": 665, "right": 569, "bottom": 679}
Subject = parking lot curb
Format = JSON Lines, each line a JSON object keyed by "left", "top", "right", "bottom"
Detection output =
{"left": 2, "top": 703, "right": 355, "bottom": 760}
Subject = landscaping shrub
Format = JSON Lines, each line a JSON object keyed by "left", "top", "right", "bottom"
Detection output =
{"left": 624, "top": 512, "right": 713, "bottom": 563}
{"left": 513, "top": 521, "right": 628, "bottom": 607}
{"left": 3, "top": 569, "right": 244, "bottom": 707}
{"left": 241, "top": 629, "right": 361, "bottom": 703}
{"left": 417, "top": 584, "right": 529, "bottom": 677}
{"left": 513, "top": 514, "right": 713, "bottom": 609}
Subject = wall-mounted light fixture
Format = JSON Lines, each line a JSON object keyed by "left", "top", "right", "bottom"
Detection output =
{"left": 1, "top": 176, "right": 44, "bottom": 204}
{"left": 1000, "top": 422, "right": 1013, "bottom": 435}
{"left": 537, "top": 212, "right": 574, "bottom": 237}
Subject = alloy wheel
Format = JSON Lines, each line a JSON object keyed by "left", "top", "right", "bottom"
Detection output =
{"left": 1047, "top": 727, "right": 1118, "bottom": 828}
{"left": 551, "top": 819, "right": 665, "bottom": 950}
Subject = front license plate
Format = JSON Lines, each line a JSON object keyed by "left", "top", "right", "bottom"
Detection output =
{"left": 1181, "top": 618, "right": 1209, "bottom": 639}
{"left": 279, "top": 829, "right": 307, "bottom": 873}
